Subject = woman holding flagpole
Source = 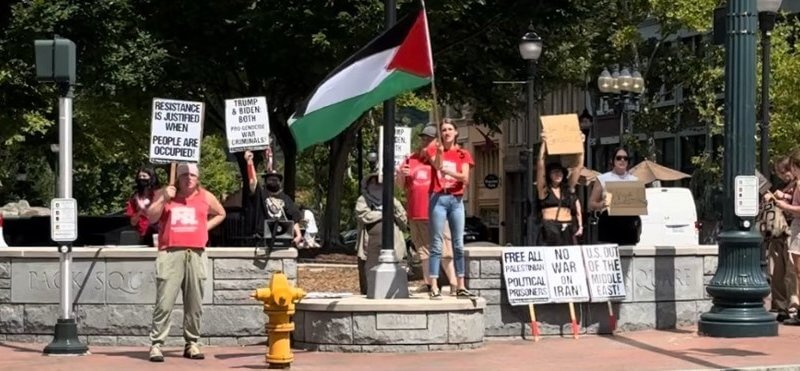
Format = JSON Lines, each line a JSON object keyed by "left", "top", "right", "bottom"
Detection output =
{"left": 425, "top": 119, "right": 477, "bottom": 300}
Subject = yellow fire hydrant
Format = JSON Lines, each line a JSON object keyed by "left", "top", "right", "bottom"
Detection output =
{"left": 251, "top": 272, "right": 306, "bottom": 369}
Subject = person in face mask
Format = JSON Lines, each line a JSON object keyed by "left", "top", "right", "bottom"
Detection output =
{"left": 354, "top": 173, "right": 408, "bottom": 295}
{"left": 251, "top": 167, "right": 303, "bottom": 246}
{"left": 125, "top": 167, "right": 160, "bottom": 245}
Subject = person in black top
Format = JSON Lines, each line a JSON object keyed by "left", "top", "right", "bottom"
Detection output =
{"left": 244, "top": 150, "right": 303, "bottom": 246}
{"left": 536, "top": 134, "right": 584, "bottom": 246}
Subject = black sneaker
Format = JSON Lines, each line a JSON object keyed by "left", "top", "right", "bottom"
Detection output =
{"left": 456, "top": 288, "right": 478, "bottom": 299}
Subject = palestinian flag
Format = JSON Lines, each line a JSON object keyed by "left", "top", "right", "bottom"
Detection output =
{"left": 289, "top": 8, "right": 433, "bottom": 151}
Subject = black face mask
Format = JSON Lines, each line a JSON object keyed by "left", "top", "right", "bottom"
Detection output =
{"left": 265, "top": 183, "right": 281, "bottom": 193}
{"left": 136, "top": 179, "right": 150, "bottom": 191}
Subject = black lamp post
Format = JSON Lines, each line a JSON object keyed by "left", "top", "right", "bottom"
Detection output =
{"left": 698, "top": 0, "right": 777, "bottom": 338}
{"left": 758, "top": 0, "right": 782, "bottom": 179}
{"left": 518, "top": 25, "right": 543, "bottom": 246}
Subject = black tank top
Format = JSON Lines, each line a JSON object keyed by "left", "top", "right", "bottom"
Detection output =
{"left": 540, "top": 187, "right": 571, "bottom": 209}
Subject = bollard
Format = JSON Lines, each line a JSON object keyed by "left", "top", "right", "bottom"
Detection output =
{"left": 251, "top": 272, "right": 305, "bottom": 369}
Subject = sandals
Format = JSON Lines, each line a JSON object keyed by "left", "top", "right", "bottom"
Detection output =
{"left": 429, "top": 288, "right": 443, "bottom": 300}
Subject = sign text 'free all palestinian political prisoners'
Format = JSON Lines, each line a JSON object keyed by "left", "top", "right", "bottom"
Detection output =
{"left": 542, "top": 246, "right": 590, "bottom": 303}
{"left": 149, "top": 98, "right": 205, "bottom": 163}
{"left": 225, "top": 96, "right": 270, "bottom": 152}
{"left": 581, "top": 244, "right": 626, "bottom": 301}
{"left": 501, "top": 246, "right": 550, "bottom": 306}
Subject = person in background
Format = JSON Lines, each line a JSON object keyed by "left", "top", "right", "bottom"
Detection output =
{"left": 244, "top": 150, "right": 303, "bottom": 246}
{"left": 589, "top": 147, "right": 641, "bottom": 246}
{"left": 299, "top": 205, "right": 320, "bottom": 248}
{"left": 760, "top": 156, "right": 796, "bottom": 322}
{"left": 126, "top": 167, "right": 160, "bottom": 246}
{"left": 536, "top": 134, "right": 584, "bottom": 246}
{"left": 355, "top": 173, "right": 407, "bottom": 295}
{"left": 146, "top": 163, "right": 226, "bottom": 362}
{"left": 396, "top": 125, "right": 458, "bottom": 293}
{"left": 772, "top": 152, "right": 800, "bottom": 324}
{"left": 425, "top": 119, "right": 477, "bottom": 299}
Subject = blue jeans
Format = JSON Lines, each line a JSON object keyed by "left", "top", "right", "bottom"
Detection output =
{"left": 429, "top": 193, "right": 465, "bottom": 278}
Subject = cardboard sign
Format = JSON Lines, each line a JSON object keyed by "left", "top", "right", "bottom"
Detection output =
{"left": 501, "top": 246, "right": 551, "bottom": 306}
{"left": 225, "top": 96, "right": 270, "bottom": 152}
{"left": 605, "top": 181, "right": 647, "bottom": 216}
{"left": 149, "top": 98, "right": 205, "bottom": 163}
{"left": 541, "top": 114, "right": 584, "bottom": 155}
{"left": 542, "top": 246, "right": 589, "bottom": 303}
{"left": 581, "top": 244, "right": 626, "bottom": 301}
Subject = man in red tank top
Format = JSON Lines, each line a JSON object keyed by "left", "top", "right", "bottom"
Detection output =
{"left": 396, "top": 125, "right": 457, "bottom": 293}
{"left": 145, "top": 163, "right": 226, "bottom": 362}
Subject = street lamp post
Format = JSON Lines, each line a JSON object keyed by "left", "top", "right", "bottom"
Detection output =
{"left": 579, "top": 109, "right": 593, "bottom": 243}
{"left": 698, "top": 0, "right": 777, "bottom": 338}
{"left": 519, "top": 25, "right": 543, "bottom": 246}
{"left": 758, "top": 0, "right": 782, "bottom": 179}
{"left": 597, "top": 66, "right": 645, "bottom": 148}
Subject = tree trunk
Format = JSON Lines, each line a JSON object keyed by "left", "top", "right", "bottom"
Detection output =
{"left": 320, "top": 127, "right": 357, "bottom": 248}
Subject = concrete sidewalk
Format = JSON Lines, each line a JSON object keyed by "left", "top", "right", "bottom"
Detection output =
{"left": 3, "top": 326, "right": 800, "bottom": 371}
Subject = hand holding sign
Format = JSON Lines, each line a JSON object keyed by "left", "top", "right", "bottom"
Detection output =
{"left": 605, "top": 181, "right": 647, "bottom": 216}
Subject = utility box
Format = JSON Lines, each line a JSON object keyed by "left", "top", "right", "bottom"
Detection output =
{"left": 34, "top": 38, "right": 76, "bottom": 84}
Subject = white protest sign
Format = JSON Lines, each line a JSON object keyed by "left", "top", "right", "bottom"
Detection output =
{"left": 225, "top": 96, "right": 270, "bottom": 152}
{"left": 501, "top": 246, "right": 551, "bottom": 306}
{"left": 581, "top": 244, "right": 627, "bottom": 302}
{"left": 149, "top": 98, "right": 205, "bottom": 163}
{"left": 542, "top": 246, "right": 590, "bottom": 303}
{"left": 378, "top": 126, "right": 413, "bottom": 174}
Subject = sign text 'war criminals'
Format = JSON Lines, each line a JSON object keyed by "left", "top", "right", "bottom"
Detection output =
{"left": 225, "top": 97, "right": 270, "bottom": 152}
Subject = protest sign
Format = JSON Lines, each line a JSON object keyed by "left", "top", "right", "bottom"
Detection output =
{"left": 149, "top": 98, "right": 204, "bottom": 163}
{"left": 377, "top": 126, "right": 413, "bottom": 182}
{"left": 225, "top": 96, "right": 270, "bottom": 152}
{"left": 542, "top": 246, "right": 589, "bottom": 303}
{"left": 581, "top": 244, "right": 626, "bottom": 301}
{"left": 605, "top": 181, "right": 647, "bottom": 216}
{"left": 541, "top": 114, "right": 583, "bottom": 155}
{"left": 501, "top": 246, "right": 550, "bottom": 306}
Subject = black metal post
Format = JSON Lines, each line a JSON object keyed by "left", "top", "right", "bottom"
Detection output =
{"left": 357, "top": 129, "right": 364, "bottom": 183}
{"left": 698, "top": 0, "right": 777, "bottom": 338}
{"left": 525, "top": 60, "right": 537, "bottom": 246}
{"left": 381, "top": 0, "right": 396, "bottom": 252}
{"left": 759, "top": 11, "right": 775, "bottom": 180}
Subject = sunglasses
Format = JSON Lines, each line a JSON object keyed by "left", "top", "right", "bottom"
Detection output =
{"left": 615, "top": 156, "right": 629, "bottom": 162}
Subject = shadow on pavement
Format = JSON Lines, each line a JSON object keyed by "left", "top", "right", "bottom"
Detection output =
{"left": 608, "top": 334, "right": 729, "bottom": 370}
{"left": 0, "top": 342, "right": 43, "bottom": 354}
{"left": 215, "top": 352, "right": 264, "bottom": 360}
{"left": 687, "top": 348, "right": 767, "bottom": 357}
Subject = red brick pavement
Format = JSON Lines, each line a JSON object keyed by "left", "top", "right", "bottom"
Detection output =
{"left": 3, "top": 326, "right": 800, "bottom": 371}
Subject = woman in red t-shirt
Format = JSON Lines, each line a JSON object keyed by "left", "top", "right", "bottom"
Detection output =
{"left": 425, "top": 119, "right": 477, "bottom": 299}
{"left": 125, "top": 167, "right": 160, "bottom": 246}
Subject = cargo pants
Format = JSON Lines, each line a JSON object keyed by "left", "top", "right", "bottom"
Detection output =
{"left": 149, "top": 248, "right": 207, "bottom": 345}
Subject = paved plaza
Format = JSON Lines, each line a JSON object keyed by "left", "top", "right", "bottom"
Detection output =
{"left": 3, "top": 326, "right": 800, "bottom": 370}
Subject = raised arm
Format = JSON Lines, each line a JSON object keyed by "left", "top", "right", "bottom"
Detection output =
{"left": 245, "top": 150, "right": 257, "bottom": 194}
{"left": 536, "top": 141, "right": 547, "bottom": 200}
{"left": 566, "top": 134, "right": 586, "bottom": 193}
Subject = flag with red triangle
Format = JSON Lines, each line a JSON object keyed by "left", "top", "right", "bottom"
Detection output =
{"left": 289, "top": 7, "right": 433, "bottom": 151}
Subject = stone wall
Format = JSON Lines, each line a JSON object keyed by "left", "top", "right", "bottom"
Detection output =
{"left": 0, "top": 247, "right": 297, "bottom": 346}
{"left": 465, "top": 245, "right": 717, "bottom": 338}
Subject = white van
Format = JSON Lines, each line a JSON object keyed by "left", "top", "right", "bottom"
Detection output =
{"left": 638, "top": 187, "right": 700, "bottom": 246}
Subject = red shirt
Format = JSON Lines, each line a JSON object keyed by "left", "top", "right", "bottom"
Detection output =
{"left": 125, "top": 193, "right": 154, "bottom": 237}
{"left": 426, "top": 142, "right": 474, "bottom": 196}
{"left": 158, "top": 189, "right": 210, "bottom": 250}
{"left": 402, "top": 153, "right": 434, "bottom": 220}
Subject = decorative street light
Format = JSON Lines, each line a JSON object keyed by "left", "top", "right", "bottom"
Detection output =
{"left": 597, "top": 65, "right": 646, "bottom": 144}
{"left": 519, "top": 24, "right": 543, "bottom": 247}
{"left": 757, "top": 0, "right": 782, "bottom": 180}
{"left": 698, "top": 0, "right": 778, "bottom": 338}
